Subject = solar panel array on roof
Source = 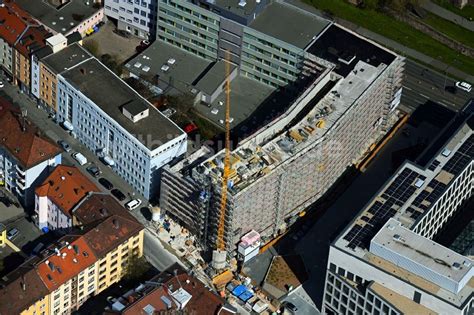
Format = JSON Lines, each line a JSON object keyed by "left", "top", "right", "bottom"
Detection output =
{"left": 428, "top": 159, "right": 440, "bottom": 171}
{"left": 344, "top": 168, "right": 426, "bottom": 250}
{"left": 442, "top": 134, "right": 474, "bottom": 175}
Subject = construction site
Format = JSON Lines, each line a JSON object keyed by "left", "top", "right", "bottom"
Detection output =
{"left": 159, "top": 23, "right": 405, "bottom": 264}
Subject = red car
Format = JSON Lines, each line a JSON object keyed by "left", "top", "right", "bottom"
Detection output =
{"left": 184, "top": 123, "right": 198, "bottom": 134}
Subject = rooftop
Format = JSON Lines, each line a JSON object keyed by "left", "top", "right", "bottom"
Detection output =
{"left": 371, "top": 219, "right": 473, "bottom": 291}
{"left": 14, "top": 23, "right": 51, "bottom": 57}
{"left": 61, "top": 58, "right": 184, "bottom": 150}
{"left": 194, "top": 75, "right": 274, "bottom": 129}
{"left": 36, "top": 236, "right": 97, "bottom": 291}
{"left": 14, "top": 0, "right": 101, "bottom": 34}
{"left": 0, "top": 99, "right": 62, "bottom": 168}
{"left": 41, "top": 42, "right": 92, "bottom": 74}
{"left": 72, "top": 192, "right": 138, "bottom": 226}
{"left": 194, "top": 60, "right": 236, "bottom": 95}
{"left": 191, "top": 60, "right": 384, "bottom": 195}
{"left": 82, "top": 214, "right": 143, "bottom": 258}
{"left": 209, "top": 0, "right": 266, "bottom": 22}
{"left": 126, "top": 40, "right": 212, "bottom": 94}
{"left": 0, "top": 262, "right": 50, "bottom": 315}
{"left": 35, "top": 165, "right": 100, "bottom": 215}
{"left": 107, "top": 263, "right": 231, "bottom": 315}
{"left": 337, "top": 119, "right": 474, "bottom": 255}
{"left": 307, "top": 24, "right": 396, "bottom": 76}
{"left": 249, "top": 1, "right": 330, "bottom": 49}
{"left": 0, "top": 2, "right": 33, "bottom": 47}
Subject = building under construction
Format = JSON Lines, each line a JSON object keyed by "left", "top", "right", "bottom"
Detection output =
{"left": 159, "top": 12, "right": 404, "bottom": 254}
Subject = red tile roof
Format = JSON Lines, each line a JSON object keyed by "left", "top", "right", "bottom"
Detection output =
{"left": 35, "top": 165, "right": 100, "bottom": 215}
{"left": 0, "top": 99, "right": 61, "bottom": 168}
{"left": 72, "top": 192, "right": 138, "bottom": 226}
{"left": 115, "top": 264, "right": 232, "bottom": 315}
{"left": 82, "top": 214, "right": 143, "bottom": 258}
{"left": 0, "top": 1, "right": 49, "bottom": 56}
{"left": 0, "top": 260, "right": 50, "bottom": 315}
{"left": 36, "top": 236, "right": 97, "bottom": 291}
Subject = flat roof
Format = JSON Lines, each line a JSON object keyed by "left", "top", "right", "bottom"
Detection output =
{"left": 249, "top": 1, "right": 330, "bottom": 49}
{"left": 194, "top": 60, "right": 235, "bottom": 95}
{"left": 212, "top": 0, "right": 264, "bottom": 20}
{"left": 14, "top": 0, "right": 101, "bottom": 34}
{"left": 371, "top": 219, "right": 473, "bottom": 285}
{"left": 194, "top": 75, "right": 274, "bottom": 130}
{"left": 308, "top": 24, "right": 396, "bottom": 76}
{"left": 61, "top": 58, "right": 184, "bottom": 150}
{"left": 126, "top": 40, "right": 212, "bottom": 94}
{"left": 41, "top": 43, "right": 92, "bottom": 74}
{"left": 337, "top": 120, "right": 474, "bottom": 255}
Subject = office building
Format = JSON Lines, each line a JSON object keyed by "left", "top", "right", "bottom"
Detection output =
{"left": 104, "top": 0, "right": 157, "bottom": 39}
{"left": 34, "top": 165, "right": 99, "bottom": 230}
{"left": 56, "top": 57, "right": 187, "bottom": 199}
{"left": 160, "top": 21, "right": 404, "bottom": 253}
{"left": 0, "top": 199, "right": 144, "bottom": 314}
{"left": 14, "top": 0, "right": 104, "bottom": 37}
{"left": 0, "top": 99, "right": 62, "bottom": 207}
{"left": 323, "top": 115, "right": 474, "bottom": 315}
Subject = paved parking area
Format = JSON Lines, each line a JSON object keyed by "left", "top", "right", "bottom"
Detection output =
{"left": 83, "top": 19, "right": 141, "bottom": 63}
{"left": 4, "top": 216, "right": 41, "bottom": 252}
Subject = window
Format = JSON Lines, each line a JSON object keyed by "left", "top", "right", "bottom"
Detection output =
{"left": 413, "top": 291, "right": 421, "bottom": 304}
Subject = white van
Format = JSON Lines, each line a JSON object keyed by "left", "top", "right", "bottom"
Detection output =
{"left": 72, "top": 152, "right": 88, "bottom": 166}
{"left": 125, "top": 199, "right": 142, "bottom": 211}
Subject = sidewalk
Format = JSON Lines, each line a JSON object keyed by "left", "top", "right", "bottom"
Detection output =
{"left": 422, "top": 1, "right": 474, "bottom": 32}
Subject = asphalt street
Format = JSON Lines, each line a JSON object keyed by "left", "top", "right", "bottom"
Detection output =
{"left": 401, "top": 60, "right": 473, "bottom": 113}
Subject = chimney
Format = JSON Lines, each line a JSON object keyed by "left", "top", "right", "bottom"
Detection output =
{"left": 21, "top": 275, "right": 26, "bottom": 291}
{"left": 112, "top": 218, "right": 119, "bottom": 229}
{"left": 79, "top": 68, "right": 85, "bottom": 75}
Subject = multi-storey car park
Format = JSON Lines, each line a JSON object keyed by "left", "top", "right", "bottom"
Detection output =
{"left": 323, "top": 112, "right": 474, "bottom": 315}
{"left": 156, "top": 1, "right": 404, "bottom": 255}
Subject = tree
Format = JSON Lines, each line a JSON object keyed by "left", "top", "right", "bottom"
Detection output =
{"left": 123, "top": 255, "right": 150, "bottom": 282}
{"left": 100, "top": 53, "right": 123, "bottom": 76}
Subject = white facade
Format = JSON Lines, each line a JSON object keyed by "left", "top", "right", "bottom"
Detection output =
{"left": 55, "top": 59, "right": 186, "bottom": 199}
{"left": 35, "top": 194, "right": 73, "bottom": 230}
{"left": 0, "top": 147, "right": 61, "bottom": 207}
{"left": 104, "top": 0, "right": 156, "bottom": 39}
{"left": 323, "top": 119, "right": 474, "bottom": 315}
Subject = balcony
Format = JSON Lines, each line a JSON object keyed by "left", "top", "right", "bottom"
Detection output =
{"left": 15, "top": 164, "right": 26, "bottom": 176}
{"left": 15, "top": 178, "right": 26, "bottom": 190}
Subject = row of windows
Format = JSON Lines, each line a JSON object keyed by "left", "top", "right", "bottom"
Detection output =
{"left": 244, "top": 32, "right": 300, "bottom": 58}
{"left": 160, "top": 0, "right": 219, "bottom": 25}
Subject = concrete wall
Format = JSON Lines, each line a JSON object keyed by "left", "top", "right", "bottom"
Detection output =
{"left": 104, "top": 0, "right": 156, "bottom": 39}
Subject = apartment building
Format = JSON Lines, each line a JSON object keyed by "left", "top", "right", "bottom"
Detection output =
{"left": 103, "top": 263, "right": 235, "bottom": 314}
{"left": 14, "top": 0, "right": 104, "bottom": 37}
{"left": 56, "top": 57, "right": 187, "bottom": 199}
{"left": 0, "top": 99, "right": 62, "bottom": 207}
{"left": 0, "top": 198, "right": 144, "bottom": 314}
{"left": 36, "top": 41, "right": 92, "bottom": 112}
{"left": 323, "top": 115, "right": 474, "bottom": 315}
{"left": 34, "top": 165, "right": 99, "bottom": 230}
{"left": 0, "top": 2, "right": 52, "bottom": 91}
{"left": 160, "top": 23, "right": 404, "bottom": 253}
{"left": 104, "top": 0, "right": 157, "bottom": 39}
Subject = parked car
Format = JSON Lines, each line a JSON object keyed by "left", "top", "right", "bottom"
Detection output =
{"left": 86, "top": 165, "right": 101, "bottom": 177}
{"left": 125, "top": 199, "right": 142, "bottom": 211}
{"left": 58, "top": 140, "right": 71, "bottom": 152}
{"left": 455, "top": 81, "right": 472, "bottom": 92}
{"left": 72, "top": 152, "right": 87, "bottom": 165}
{"left": 283, "top": 302, "right": 298, "bottom": 313}
{"left": 0, "top": 81, "right": 4, "bottom": 88}
{"left": 98, "top": 178, "right": 114, "bottom": 190}
{"left": 7, "top": 228, "right": 19, "bottom": 240}
{"left": 111, "top": 189, "right": 126, "bottom": 201}
{"left": 0, "top": 196, "right": 12, "bottom": 207}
